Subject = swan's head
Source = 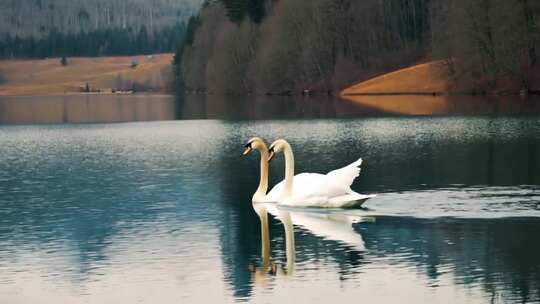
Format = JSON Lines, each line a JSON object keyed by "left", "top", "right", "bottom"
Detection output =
{"left": 267, "top": 139, "right": 289, "bottom": 162}
{"left": 243, "top": 137, "right": 268, "bottom": 156}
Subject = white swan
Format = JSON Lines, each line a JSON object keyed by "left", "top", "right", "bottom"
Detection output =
{"left": 243, "top": 136, "right": 306, "bottom": 204}
{"left": 266, "top": 139, "right": 375, "bottom": 208}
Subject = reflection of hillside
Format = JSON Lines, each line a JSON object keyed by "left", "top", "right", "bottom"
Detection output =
{"left": 359, "top": 217, "right": 540, "bottom": 303}
{"left": 3, "top": 94, "right": 540, "bottom": 124}
{"left": 340, "top": 95, "right": 540, "bottom": 116}
{"left": 0, "top": 95, "right": 176, "bottom": 124}
{"left": 343, "top": 95, "right": 450, "bottom": 115}
{"left": 180, "top": 94, "right": 540, "bottom": 120}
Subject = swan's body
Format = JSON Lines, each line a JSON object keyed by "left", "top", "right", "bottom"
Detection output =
{"left": 267, "top": 139, "right": 375, "bottom": 208}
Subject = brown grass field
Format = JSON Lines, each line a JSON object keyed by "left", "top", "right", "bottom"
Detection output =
{"left": 339, "top": 61, "right": 470, "bottom": 115}
{"left": 341, "top": 61, "right": 451, "bottom": 96}
{"left": 0, "top": 53, "right": 174, "bottom": 96}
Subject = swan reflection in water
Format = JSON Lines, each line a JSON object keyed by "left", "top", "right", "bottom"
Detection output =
{"left": 250, "top": 203, "right": 295, "bottom": 280}
{"left": 250, "top": 202, "right": 370, "bottom": 282}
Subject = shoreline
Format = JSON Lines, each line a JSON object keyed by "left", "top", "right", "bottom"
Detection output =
{"left": 0, "top": 92, "right": 175, "bottom": 98}
{"left": 2, "top": 91, "right": 538, "bottom": 99}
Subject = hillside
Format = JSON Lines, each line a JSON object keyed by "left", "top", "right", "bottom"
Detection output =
{"left": 0, "top": 54, "right": 174, "bottom": 96}
{"left": 341, "top": 61, "right": 451, "bottom": 95}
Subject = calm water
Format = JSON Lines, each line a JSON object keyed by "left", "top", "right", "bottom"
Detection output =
{"left": 1, "top": 94, "right": 540, "bottom": 123}
{"left": 1, "top": 98, "right": 540, "bottom": 303}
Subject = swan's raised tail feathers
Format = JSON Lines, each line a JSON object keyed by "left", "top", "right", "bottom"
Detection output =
{"left": 326, "top": 158, "right": 363, "bottom": 189}
{"left": 347, "top": 158, "right": 363, "bottom": 169}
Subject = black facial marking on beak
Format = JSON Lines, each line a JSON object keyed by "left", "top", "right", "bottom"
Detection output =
{"left": 267, "top": 146, "right": 275, "bottom": 162}
{"left": 243, "top": 141, "right": 253, "bottom": 156}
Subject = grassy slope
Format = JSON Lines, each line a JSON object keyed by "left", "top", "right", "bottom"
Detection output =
{"left": 0, "top": 53, "right": 174, "bottom": 96}
{"left": 341, "top": 61, "right": 450, "bottom": 95}
{"left": 340, "top": 61, "right": 453, "bottom": 115}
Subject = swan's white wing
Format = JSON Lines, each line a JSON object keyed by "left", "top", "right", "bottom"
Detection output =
{"left": 325, "top": 158, "right": 363, "bottom": 190}
{"left": 267, "top": 159, "right": 373, "bottom": 208}
{"left": 264, "top": 180, "right": 285, "bottom": 202}
{"left": 282, "top": 173, "right": 346, "bottom": 205}
{"left": 265, "top": 173, "right": 326, "bottom": 203}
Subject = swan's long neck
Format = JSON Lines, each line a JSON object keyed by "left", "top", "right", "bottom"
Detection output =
{"left": 283, "top": 144, "right": 295, "bottom": 197}
{"left": 254, "top": 148, "right": 269, "bottom": 199}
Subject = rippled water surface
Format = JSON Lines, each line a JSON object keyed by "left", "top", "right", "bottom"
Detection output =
{"left": 1, "top": 116, "right": 540, "bottom": 303}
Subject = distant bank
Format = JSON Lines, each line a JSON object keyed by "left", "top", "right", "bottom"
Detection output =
{"left": 0, "top": 54, "right": 174, "bottom": 96}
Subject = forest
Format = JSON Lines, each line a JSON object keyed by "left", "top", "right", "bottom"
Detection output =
{"left": 174, "top": 0, "right": 540, "bottom": 94}
{"left": 432, "top": 0, "right": 540, "bottom": 93}
{"left": 0, "top": 0, "right": 203, "bottom": 58}
{"left": 0, "top": 24, "right": 186, "bottom": 58}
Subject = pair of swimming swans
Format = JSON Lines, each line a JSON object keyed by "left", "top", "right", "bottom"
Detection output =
{"left": 243, "top": 137, "right": 375, "bottom": 208}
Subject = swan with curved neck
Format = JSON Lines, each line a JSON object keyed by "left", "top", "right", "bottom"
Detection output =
{"left": 267, "top": 139, "right": 294, "bottom": 199}
{"left": 243, "top": 137, "right": 302, "bottom": 203}
{"left": 267, "top": 139, "right": 376, "bottom": 207}
{"left": 243, "top": 137, "right": 270, "bottom": 202}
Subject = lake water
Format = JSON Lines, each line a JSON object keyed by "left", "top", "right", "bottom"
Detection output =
{"left": 1, "top": 94, "right": 540, "bottom": 123}
{"left": 1, "top": 95, "right": 540, "bottom": 303}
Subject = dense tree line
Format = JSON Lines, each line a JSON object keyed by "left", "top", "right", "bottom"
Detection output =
{"left": 431, "top": 0, "right": 540, "bottom": 92}
{"left": 174, "top": 0, "right": 540, "bottom": 94}
{"left": 1, "top": 0, "right": 203, "bottom": 38}
{"left": 0, "top": 23, "right": 186, "bottom": 58}
{"left": 174, "top": 0, "right": 430, "bottom": 94}
{"left": 220, "top": 0, "right": 266, "bottom": 23}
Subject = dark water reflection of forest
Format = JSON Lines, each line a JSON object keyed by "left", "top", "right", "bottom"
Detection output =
{"left": 1, "top": 94, "right": 540, "bottom": 124}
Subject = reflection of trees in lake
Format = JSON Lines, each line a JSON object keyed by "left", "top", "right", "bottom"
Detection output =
{"left": 350, "top": 117, "right": 540, "bottom": 191}
{"left": 0, "top": 122, "right": 229, "bottom": 279}
{"left": 180, "top": 94, "right": 385, "bottom": 120}
{"left": 359, "top": 217, "right": 540, "bottom": 303}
